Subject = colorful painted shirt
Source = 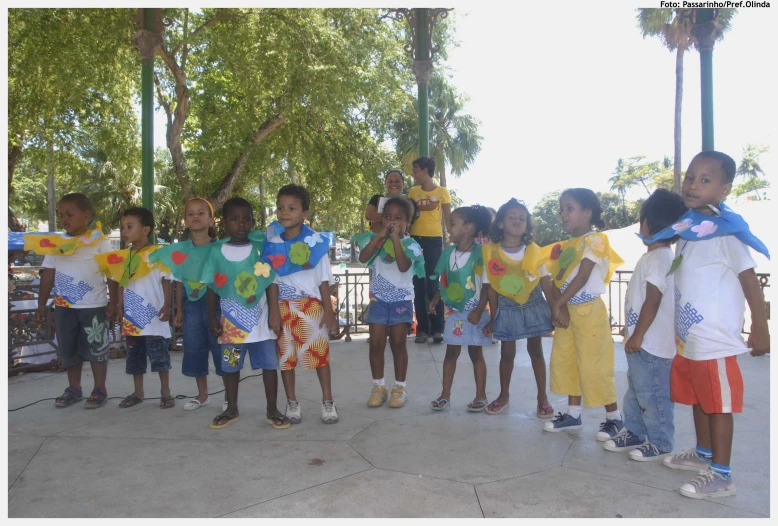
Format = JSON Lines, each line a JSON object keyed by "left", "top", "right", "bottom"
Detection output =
{"left": 121, "top": 266, "right": 172, "bottom": 338}
{"left": 41, "top": 237, "right": 113, "bottom": 309}
{"left": 94, "top": 245, "right": 171, "bottom": 288}
{"left": 482, "top": 243, "right": 548, "bottom": 305}
{"left": 265, "top": 225, "right": 333, "bottom": 302}
{"left": 433, "top": 244, "right": 484, "bottom": 312}
{"left": 148, "top": 238, "right": 217, "bottom": 301}
{"left": 353, "top": 232, "right": 425, "bottom": 303}
{"left": 541, "top": 232, "right": 623, "bottom": 305}
{"left": 673, "top": 236, "right": 756, "bottom": 360}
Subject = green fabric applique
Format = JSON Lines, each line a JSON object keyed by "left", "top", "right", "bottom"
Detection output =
{"left": 289, "top": 242, "right": 311, "bottom": 266}
{"left": 499, "top": 274, "right": 526, "bottom": 296}
{"left": 235, "top": 271, "right": 259, "bottom": 301}
{"left": 558, "top": 247, "right": 577, "bottom": 269}
{"left": 667, "top": 254, "right": 683, "bottom": 276}
{"left": 446, "top": 282, "right": 465, "bottom": 303}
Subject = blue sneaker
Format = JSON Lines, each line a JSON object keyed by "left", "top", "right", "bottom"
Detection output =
{"left": 603, "top": 429, "right": 644, "bottom": 452}
{"left": 629, "top": 442, "right": 673, "bottom": 462}
{"left": 543, "top": 412, "right": 582, "bottom": 433}
{"left": 596, "top": 418, "right": 624, "bottom": 442}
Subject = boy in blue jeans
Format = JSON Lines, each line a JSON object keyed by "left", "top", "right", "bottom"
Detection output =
{"left": 604, "top": 189, "right": 686, "bottom": 460}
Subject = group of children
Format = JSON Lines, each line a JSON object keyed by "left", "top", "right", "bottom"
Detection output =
{"left": 29, "top": 150, "right": 769, "bottom": 501}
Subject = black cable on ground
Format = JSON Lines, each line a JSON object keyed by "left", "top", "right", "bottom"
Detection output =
{"left": 8, "top": 373, "right": 263, "bottom": 412}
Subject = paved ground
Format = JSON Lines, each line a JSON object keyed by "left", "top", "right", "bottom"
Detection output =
{"left": 7, "top": 337, "right": 770, "bottom": 518}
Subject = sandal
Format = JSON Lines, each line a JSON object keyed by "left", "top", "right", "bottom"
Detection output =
{"left": 84, "top": 388, "right": 108, "bottom": 409}
{"left": 485, "top": 399, "right": 510, "bottom": 415}
{"left": 119, "top": 395, "right": 143, "bottom": 408}
{"left": 467, "top": 398, "right": 488, "bottom": 412}
{"left": 266, "top": 415, "right": 291, "bottom": 429}
{"left": 210, "top": 412, "right": 240, "bottom": 429}
{"left": 431, "top": 398, "right": 450, "bottom": 412}
{"left": 55, "top": 387, "right": 83, "bottom": 408}
{"left": 537, "top": 402, "right": 555, "bottom": 419}
{"left": 184, "top": 397, "right": 210, "bottom": 411}
{"left": 160, "top": 396, "right": 176, "bottom": 409}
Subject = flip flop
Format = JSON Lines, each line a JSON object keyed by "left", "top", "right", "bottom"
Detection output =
{"left": 210, "top": 413, "right": 240, "bottom": 429}
{"left": 537, "top": 402, "right": 555, "bottom": 419}
{"left": 467, "top": 398, "right": 488, "bottom": 412}
{"left": 266, "top": 415, "right": 291, "bottom": 429}
{"left": 119, "top": 395, "right": 143, "bottom": 408}
{"left": 55, "top": 387, "right": 83, "bottom": 408}
{"left": 485, "top": 400, "right": 509, "bottom": 415}
{"left": 159, "top": 396, "right": 176, "bottom": 409}
{"left": 84, "top": 388, "right": 108, "bottom": 409}
{"left": 431, "top": 398, "right": 450, "bottom": 412}
{"left": 184, "top": 397, "right": 211, "bottom": 411}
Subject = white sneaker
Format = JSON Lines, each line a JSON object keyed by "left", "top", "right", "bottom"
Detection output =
{"left": 321, "top": 400, "right": 339, "bottom": 424}
{"left": 679, "top": 469, "right": 736, "bottom": 499}
{"left": 286, "top": 399, "right": 302, "bottom": 424}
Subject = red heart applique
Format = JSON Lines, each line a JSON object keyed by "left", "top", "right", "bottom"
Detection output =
{"left": 39, "top": 238, "right": 56, "bottom": 248}
{"left": 214, "top": 272, "right": 228, "bottom": 288}
{"left": 550, "top": 244, "right": 562, "bottom": 260}
{"left": 107, "top": 253, "right": 124, "bottom": 265}
{"left": 267, "top": 254, "right": 286, "bottom": 269}
{"left": 171, "top": 250, "right": 187, "bottom": 265}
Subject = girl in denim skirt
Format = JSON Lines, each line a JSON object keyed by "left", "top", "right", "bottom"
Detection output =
{"left": 482, "top": 199, "right": 556, "bottom": 418}
{"left": 428, "top": 205, "right": 493, "bottom": 412}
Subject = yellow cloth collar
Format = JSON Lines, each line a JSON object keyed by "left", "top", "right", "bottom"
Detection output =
{"left": 23, "top": 222, "right": 106, "bottom": 256}
{"left": 482, "top": 242, "right": 544, "bottom": 305}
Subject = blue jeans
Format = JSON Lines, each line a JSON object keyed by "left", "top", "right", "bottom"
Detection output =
{"left": 623, "top": 349, "right": 675, "bottom": 452}
{"left": 221, "top": 340, "right": 279, "bottom": 374}
{"left": 411, "top": 235, "right": 443, "bottom": 334}
{"left": 125, "top": 336, "right": 171, "bottom": 375}
{"left": 181, "top": 296, "right": 223, "bottom": 377}
{"left": 366, "top": 300, "right": 414, "bottom": 327}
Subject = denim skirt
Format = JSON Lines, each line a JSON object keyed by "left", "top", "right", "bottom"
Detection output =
{"left": 492, "top": 286, "right": 553, "bottom": 341}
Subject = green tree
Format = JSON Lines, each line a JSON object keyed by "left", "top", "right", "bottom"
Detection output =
{"left": 733, "top": 144, "right": 770, "bottom": 199}
{"left": 598, "top": 192, "right": 641, "bottom": 230}
{"left": 637, "top": 8, "right": 735, "bottom": 193}
{"left": 532, "top": 192, "right": 567, "bottom": 247}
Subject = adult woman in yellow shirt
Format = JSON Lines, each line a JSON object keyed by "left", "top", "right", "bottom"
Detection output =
{"left": 408, "top": 157, "right": 451, "bottom": 343}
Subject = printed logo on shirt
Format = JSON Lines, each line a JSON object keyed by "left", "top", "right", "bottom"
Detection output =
{"left": 371, "top": 273, "right": 411, "bottom": 303}
{"left": 560, "top": 281, "right": 597, "bottom": 305}
{"left": 219, "top": 297, "right": 260, "bottom": 344}
{"left": 626, "top": 307, "right": 639, "bottom": 328}
{"left": 674, "top": 286, "right": 705, "bottom": 356}
{"left": 122, "top": 288, "right": 160, "bottom": 335}
{"left": 53, "top": 271, "right": 94, "bottom": 307}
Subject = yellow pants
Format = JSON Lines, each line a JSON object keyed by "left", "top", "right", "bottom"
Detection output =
{"left": 550, "top": 297, "right": 617, "bottom": 407}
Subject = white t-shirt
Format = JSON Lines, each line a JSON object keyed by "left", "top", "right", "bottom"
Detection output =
{"left": 272, "top": 255, "right": 334, "bottom": 302}
{"left": 624, "top": 247, "right": 676, "bottom": 359}
{"left": 218, "top": 244, "right": 274, "bottom": 344}
{"left": 674, "top": 236, "right": 756, "bottom": 360}
{"left": 368, "top": 235, "right": 416, "bottom": 303}
{"left": 559, "top": 244, "right": 607, "bottom": 304}
{"left": 123, "top": 266, "right": 172, "bottom": 338}
{"left": 42, "top": 239, "right": 112, "bottom": 308}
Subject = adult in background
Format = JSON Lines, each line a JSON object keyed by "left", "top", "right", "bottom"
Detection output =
{"left": 365, "top": 169, "right": 406, "bottom": 233}
{"left": 408, "top": 157, "right": 451, "bottom": 344}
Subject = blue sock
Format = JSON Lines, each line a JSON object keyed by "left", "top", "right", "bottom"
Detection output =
{"left": 695, "top": 445, "right": 713, "bottom": 460}
{"left": 710, "top": 463, "right": 731, "bottom": 480}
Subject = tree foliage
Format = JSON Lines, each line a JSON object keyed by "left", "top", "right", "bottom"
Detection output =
{"left": 733, "top": 144, "right": 770, "bottom": 199}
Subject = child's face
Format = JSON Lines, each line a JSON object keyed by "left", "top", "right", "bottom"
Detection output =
{"left": 384, "top": 172, "right": 404, "bottom": 196}
{"left": 223, "top": 205, "right": 254, "bottom": 242}
{"left": 499, "top": 206, "right": 528, "bottom": 240}
{"left": 411, "top": 164, "right": 429, "bottom": 185}
{"left": 682, "top": 156, "right": 731, "bottom": 212}
{"left": 185, "top": 200, "right": 213, "bottom": 233}
{"left": 448, "top": 212, "right": 470, "bottom": 245}
{"left": 57, "top": 201, "right": 91, "bottom": 236}
{"left": 559, "top": 195, "right": 591, "bottom": 234}
{"left": 382, "top": 203, "right": 409, "bottom": 235}
{"left": 276, "top": 195, "right": 308, "bottom": 230}
{"left": 120, "top": 215, "right": 150, "bottom": 246}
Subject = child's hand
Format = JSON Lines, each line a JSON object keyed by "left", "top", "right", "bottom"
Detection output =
{"left": 624, "top": 333, "right": 642, "bottom": 354}
{"left": 428, "top": 297, "right": 439, "bottom": 313}
{"left": 482, "top": 320, "right": 494, "bottom": 337}
{"left": 748, "top": 324, "right": 770, "bottom": 356}
{"left": 321, "top": 311, "right": 339, "bottom": 336}
{"left": 158, "top": 305, "right": 171, "bottom": 322}
{"left": 269, "top": 309, "right": 282, "bottom": 336}
{"left": 106, "top": 304, "right": 115, "bottom": 323}
{"left": 467, "top": 308, "right": 483, "bottom": 325}
{"left": 174, "top": 309, "right": 183, "bottom": 329}
{"left": 36, "top": 305, "right": 47, "bottom": 324}
{"left": 210, "top": 318, "right": 223, "bottom": 338}
{"left": 553, "top": 303, "right": 570, "bottom": 329}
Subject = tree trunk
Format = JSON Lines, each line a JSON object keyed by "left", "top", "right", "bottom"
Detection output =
{"left": 8, "top": 209, "right": 25, "bottom": 232}
{"left": 673, "top": 46, "right": 684, "bottom": 194}
{"left": 47, "top": 141, "right": 56, "bottom": 232}
{"left": 8, "top": 142, "right": 22, "bottom": 188}
{"left": 207, "top": 114, "right": 285, "bottom": 209}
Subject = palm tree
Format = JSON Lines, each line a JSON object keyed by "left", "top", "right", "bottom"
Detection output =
{"left": 609, "top": 158, "right": 629, "bottom": 224}
{"left": 636, "top": 8, "right": 735, "bottom": 194}
{"left": 734, "top": 144, "right": 770, "bottom": 200}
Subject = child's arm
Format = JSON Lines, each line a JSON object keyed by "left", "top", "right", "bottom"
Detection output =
{"left": 739, "top": 268, "right": 770, "bottom": 356}
{"left": 483, "top": 286, "right": 498, "bottom": 336}
{"left": 358, "top": 230, "right": 387, "bottom": 264}
{"left": 319, "top": 281, "right": 338, "bottom": 336}
{"left": 541, "top": 275, "right": 569, "bottom": 329}
{"left": 174, "top": 281, "right": 184, "bottom": 328}
{"left": 428, "top": 289, "right": 441, "bottom": 313}
{"left": 36, "top": 268, "right": 55, "bottom": 323}
{"left": 158, "top": 278, "right": 171, "bottom": 322}
{"left": 554, "top": 258, "right": 595, "bottom": 315}
{"left": 106, "top": 279, "right": 119, "bottom": 322}
{"left": 115, "top": 286, "right": 125, "bottom": 326}
{"left": 624, "top": 283, "right": 662, "bottom": 353}
{"left": 267, "top": 283, "right": 281, "bottom": 336}
{"left": 391, "top": 230, "right": 411, "bottom": 272}
{"left": 467, "top": 283, "right": 490, "bottom": 325}
{"left": 206, "top": 288, "right": 223, "bottom": 337}
{"left": 441, "top": 203, "right": 452, "bottom": 232}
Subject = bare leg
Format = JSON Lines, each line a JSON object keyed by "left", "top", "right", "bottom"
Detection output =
{"left": 369, "top": 323, "right": 388, "bottom": 379}
{"left": 281, "top": 369, "right": 296, "bottom": 401}
{"left": 317, "top": 364, "right": 333, "bottom": 401}
{"left": 195, "top": 375, "right": 208, "bottom": 402}
{"left": 388, "top": 323, "right": 409, "bottom": 382}
{"left": 438, "top": 345, "right": 461, "bottom": 401}
{"left": 67, "top": 361, "right": 84, "bottom": 391}
{"left": 493, "top": 340, "right": 516, "bottom": 405}
{"left": 263, "top": 369, "right": 284, "bottom": 418}
{"left": 709, "top": 413, "right": 733, "bottom": 467}
{"left": 526, "top": 336, "right": 549, "bottom": 407}
{"left": 159, "top": 370, "right": 171, "bottom": 399}
{"left": 468, "top": 346, "right": 487, "bottom": 402}
{"left": 693, "top": 403, "right": 712, "bottom": 450}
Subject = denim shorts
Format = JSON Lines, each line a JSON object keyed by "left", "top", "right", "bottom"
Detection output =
{"left": 181, "top": 297, "right": 223, "bottom": 377}
{"left": 126, "top": 336, "right": 171, "bottom": 375}
{"left": 55, "top": 306, "right": 111, "bottom": 368}
{"left": 365, "top": 299, "right": 414, "bottom": 327}
{"left": 492, "top": 287, "right": 553, "bottom": 341}
{"left": 443, "top": 309, "right": 492, "bottom": 346}
{"left": 221, "top": 339, "right": 279, "bottom": 373}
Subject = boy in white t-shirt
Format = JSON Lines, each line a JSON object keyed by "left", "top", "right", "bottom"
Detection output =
{"left": 662, "top": 151, "right": 770, "bottom": 500}
{"left": 603, "top": 189, "right": 686, "bottom": 461}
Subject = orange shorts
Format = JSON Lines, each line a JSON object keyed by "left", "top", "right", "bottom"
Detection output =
{"left": 277, "top": 298, "right": 330, "bottom": 371}
{"left": 670, "top": 354, "right": 743, "bottom": 414}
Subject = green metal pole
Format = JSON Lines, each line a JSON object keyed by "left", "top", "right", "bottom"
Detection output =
{"left": 141, "top": 8, "right": 155, "bottom": 236}
{"left": 698, "top": 8, "right": 714, "bottom": 151}
{"left": 416, "top": 8, "right": 430, "bottom": 157}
